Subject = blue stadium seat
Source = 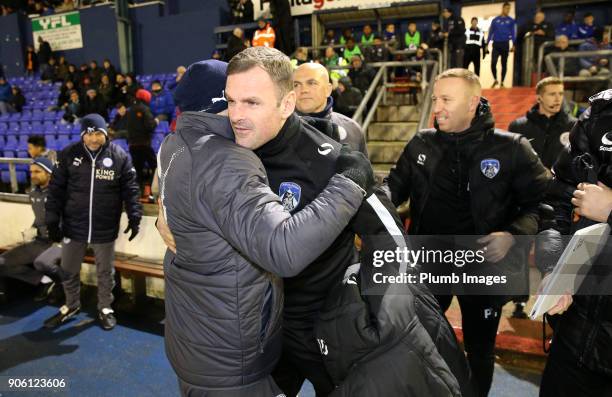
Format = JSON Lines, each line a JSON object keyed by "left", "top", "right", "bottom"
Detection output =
{"left": 0, "top": 136, "right": 5, "bottom": 149}
{"left": 57, "top": 123, "right": 72, "bottom": 134}
{"left": 57, "top": 138, "right": 71, "bottom": 150}
{"left": 70, "top": 134, "right": 80, "bottom": 143}
{"left": 4, "top": 136, "right": 17, "bottom": 150}
{"left": 45, "top": 136, "right": 57, "bottom": 149}
{"left": 55, "top": 110, "right": 65, "bottom": 121}
{"left": 20, "top": 110, "right": 33, "bottom": 122}
{"left": 31, "top": 110, "right": 44, "bottom": 122}
{"left": 2, "top": 149, "right": 15, "bottom": 157}
{"left": 19, "top": 122, "right": 31, "bottom": 132}
{"left": 9, "top": 113, "right": 21, "bottom": 122}
{"left": 30, "top": 120, "right": 43, "bottom": 132}
{"left": 43, "top": 110, "right": 56, "bottom": 121}
{"left": 1, "top": 170, "right": 27, "bottom": 184}
{"left": 0, "top": 122, "right": 7, "bottom": 132}
{"left": 71, "top": 124, "right": 81, "bottom": 134}
{"left": 43, "top": 120, "right": 56, "bottom": 130}
{"left": 8, "top": 122, "right": 20, "bottom": 134}
{"left": 57, "top": 133, "right": 70, "bottom": 141}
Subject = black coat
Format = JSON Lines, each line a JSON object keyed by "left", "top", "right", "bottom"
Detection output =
{"left": 540, "top": 89, "right": 612, "bottom": 377}
{"left": 508, "top": 104, "right": 577, "bottom": 169}
{"left": 46, "top": 141, "right": 142, "bottom": 244}
{"left": 225, "top": 34, "right": 247, "bottom": 62}
{"left": 316, "top": 187, "right": 474, "bottom": 396}
{"left": 126, "top": 101, "right": 157, "bottom": 146}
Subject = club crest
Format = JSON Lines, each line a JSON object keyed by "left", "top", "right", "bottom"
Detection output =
{"left": 279, "top": 182, "right": 301, "bottom": 212}
{"left": 480, "top": 158, "right": 500, "bottom": 179}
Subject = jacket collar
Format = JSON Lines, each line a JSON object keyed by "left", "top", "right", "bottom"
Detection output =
{"left": 434, "top": 97, "right": 494, "bottom": 145}
{"left": 255, "top": 113, "right": 300, "bottom": 157}
{"left": 526, "top": 103, "right": 569, "bottom": 128}
{"left": 296, "top": 97, "right": 334, "bottom": 120}
{"left": 176, "top": 111, "right": 235, "bottom": 141}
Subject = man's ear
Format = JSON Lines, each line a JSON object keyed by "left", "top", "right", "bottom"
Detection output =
{"left": 281, "top": 91, "right": 297, "bottom": 119}
{"left": 325, "top": 82, "right": 333, "bottom": 98}
{"left": 470, "top": 95, "right": 480, "bottom": 113}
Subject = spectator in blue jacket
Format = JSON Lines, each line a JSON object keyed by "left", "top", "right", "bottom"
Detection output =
{"left": 149, "top": 80, "right": 174, "bottom": 121}
{"left": 0, "top": 76, "right": 13, "bottom": 115}
{"left": 578, "top": 28, "right": 611, "bottom": 77}
{"left": 487, "top": 2, "right": 516, "bottom": 88}
{"left": 555, "top": 11, "right": 578, "bottom": 40}
{"left": 577, "top": 13, "right": 596, "bottom": 39}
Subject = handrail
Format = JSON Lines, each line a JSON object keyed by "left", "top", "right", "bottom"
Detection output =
{"left": 536, "top": 39, "right": 586, "bottom": 82}
{"left": 351, "top": 66, "right": 386, "bottom": 125}
{"left": 544, "top": 49, "right": 612, "bottom": 80}
{"left": 0, "top": 157, "right": 32, "bottom": 194}
{"left": 521, "top": 34, "right": 535, "bottom": 86}
{"left": 418, "top": 61, "right": 438, "bottom": 131}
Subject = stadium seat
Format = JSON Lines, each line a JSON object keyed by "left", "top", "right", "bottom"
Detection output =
{"left": 1, "top": 170, "right": 27, "bottom": 184}
{"left": 20, "top": 110, "right": 33, "bottom": 122}
{"left": 9, "top": 113, "right": 21, "bottom": 122}
{"left": 55, "top": 110, "right": 65, "bottom": 121}
{"left": 43, "top": 110, "right": 56, "bottom": 121}
{"left": 57, "top": 123, "right": 72, "bottom": 134}
{"left": 0, "top": 136, "right": 5, "bottom": 149}
{"left": 19, "top": 122, "right": 31, "bottom": 132}
{"left": 4, "top": 136, "right": 17, "bottom": 150}
{"left": 0, "top": 122, "right": 7, "bottom": 132}
{"left": 31, "top": 109, "right": 44, "bottom": 122}
{"left": 8, "top": 123, "right": 20, "bottom": 134}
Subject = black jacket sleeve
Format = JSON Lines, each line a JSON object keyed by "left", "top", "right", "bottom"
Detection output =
{"left": 45, "top": 148, "right": 69, "bottom": 226}
{"left": 506, "top": 136, "right": 551, "bottom": 235}
{"left": 384, "top": 141, "right": 414, "bottom": 207}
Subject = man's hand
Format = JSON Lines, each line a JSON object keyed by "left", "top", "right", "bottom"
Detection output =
{"left": 124, "top": 220, "right": 140, "bottom": 241}
{"left": 535, "top": 273, "right": 574, "bottom": 315}
{"left": 510, "top": 46, "right": 515, "bottom": 53}
{"left": 477, "top": 231, "right": 516, "bottom": 263}
{"left": 156, "top": 199, "right": 176, "bottom": 253}
{"left": 47, "top": 222, "right": 63, "bottom": 243}
{"left": 336, "top": 145, "right": 376, "bottom": 196}
{"left": 572, "top": 182, "right": 612, "bottom": 222}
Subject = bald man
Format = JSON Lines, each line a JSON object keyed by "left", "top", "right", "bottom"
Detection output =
{"left": 293, "top": 63, "right": 368, "bottom": 155}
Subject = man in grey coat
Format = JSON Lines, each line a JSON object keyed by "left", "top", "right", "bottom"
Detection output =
{"left": 157, "top": 59, "right": 373, "bottom": 396}
{"left": 293, "top": 62, "right": 368, "bottom": 155}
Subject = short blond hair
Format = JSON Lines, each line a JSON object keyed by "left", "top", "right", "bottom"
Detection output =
{"left": 435, "top": 68, "right": 481, "bottom": 95}
{"left": 536, "top": 76, "right": 564, "bottom": 95}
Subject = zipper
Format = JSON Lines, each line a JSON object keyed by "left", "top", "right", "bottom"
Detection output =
{"left": 84, "top": 144, "right": 100, "bottom": 244}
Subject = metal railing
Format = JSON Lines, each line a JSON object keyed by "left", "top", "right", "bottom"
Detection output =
{"left": 329, "top": 59, "right": 438, "bottom": 137}
{"left": 0, "top": 157, "right": 32, "bottom": 195}
{"left": 521, "top": 34, "right": 535, "bottom": 87}
{"left": 544, "top": 49, "right": 612, "bottom": 84}
{"left": 536, "top": 39, "right": 586, "bottom": 82}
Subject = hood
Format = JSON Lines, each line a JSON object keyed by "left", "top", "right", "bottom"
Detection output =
{"left": 588, "top": 89, "right": 612, "bottom": 115}
{"left": 434, "top": 97, "right": 494, "bottom": 143}
{"left": 339, "top": 77, "right": 353, "bottom": 88}
{"left": 176, "top": 111, "right": 235, "bottom": 143}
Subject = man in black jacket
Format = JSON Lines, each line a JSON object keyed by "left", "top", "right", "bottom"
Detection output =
{"left": 536, "top": 89, "right": 612, "bottom": 397}
{"left": 385, "top": 68, "right": 550, "bottom": 397}
{"left": 44, "top": 114, "right": 142, "bottom": 330}
{"left": 509, "top": 77, "right": 577, "bottom": 169}
{"left": 442, "top": 8, "right": 466, "bottom": 68}
{"left": 127, "top": 89, "right": 158, "bottom": 198}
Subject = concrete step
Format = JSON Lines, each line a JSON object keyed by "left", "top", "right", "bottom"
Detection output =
{"left": 368, "top": 122, "right": 418, "bottom": 141}
{"left": 376, "top": 105, "right": 420, "bottom": 122}
{"left": 367, "top": 140, "right": 407, "bottom": 164}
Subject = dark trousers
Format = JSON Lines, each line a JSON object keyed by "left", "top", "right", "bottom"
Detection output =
{"left": 129, "top": 144, "right": 157, "bottom": 188}
{"left": 272, "top": 327, "right": 335, "bottom": 396}
{"left": 0, "top": 240, "right": 56, "bottom": 286}
{"left": 449, "top": 44, "right": 465, "bottom": 69}
{"left": 491, "top": 42, "right": 510, "bottom": 82}
{"left": 540, "top": 339, "right": 612, "bottom": 397}
{"left": 437, "top": 295, "right": 502, "bottom": 397}
{"left": 61, "top": 239, "right": 115, "bottom": 311}
{"left": 464, "top": 45, "right": 482, "bottom": 76}
{"left": 178, "top": 376, "right": 282, "bottom": 397}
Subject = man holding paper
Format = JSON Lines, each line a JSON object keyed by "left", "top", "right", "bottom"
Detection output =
{"left": 537, "top": 89, "right": 612, "bottom": 397}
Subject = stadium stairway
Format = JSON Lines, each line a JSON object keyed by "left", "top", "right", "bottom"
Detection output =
{"left": 483, "top": 86, "right": 536, "bottom": 131}
{"left": 367, "top": 92, "right": 420, "bottom": 181}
